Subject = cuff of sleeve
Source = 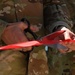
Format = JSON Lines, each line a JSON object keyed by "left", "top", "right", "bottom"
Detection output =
{"left": 0, "top": 20, "right": 8, "bottom": 39}
{"left": 48, "top": 21, "right": 71, "bottom": 33}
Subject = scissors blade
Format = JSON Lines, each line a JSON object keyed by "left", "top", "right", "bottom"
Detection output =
{"left": 40, "top": 30, "right": 65, "bottom": 41}
{"left": 48, "top": 44, "right": 67, "bottom": 50}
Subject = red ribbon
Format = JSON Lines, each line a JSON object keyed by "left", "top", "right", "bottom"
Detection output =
{"left": 0, "top": 30, "right": 72, "bottom": 50}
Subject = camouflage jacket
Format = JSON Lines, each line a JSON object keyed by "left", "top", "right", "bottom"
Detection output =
{"left": 43, "top": 0, "right": 75, "bottom": 75}
{"left": 0, "top": 1, "right": 49, "bottom": 75}
{"left": 0, "top": 0, "right": 75, "bottom": 75}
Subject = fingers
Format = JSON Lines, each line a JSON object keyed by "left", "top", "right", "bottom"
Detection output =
{"left": 2, "top": 25, "right": 33, "bottom": 52}
{"left": 59, "top": 41, "right": 75, "bottom": 53}
{"left": 56, "top": 27, "right": 75, "bottom": 53}
{"left": 63, "top": 32, "right": 71, "bottom": 40}
{"left": 2, "top": 25, "right": 28, "bottom": 44}
{"left": 58, "top": 48, "right": 72, "bottom": 54}
{"left": 66, "top": 48, "right": 72, "bottom": 52}
{"left": 8, "top": 22, "right": 42, "bottom": 32}
{"left": 70, "top": 32, "right": 75, "bottom": 40}
{"left": 13, "top": 47, "right": 32, "bottom": 52}
{"left": 8, "top": 22, "right": 28, "bottom": 31}
{"left": 70, "top": 31, "right": 75, "bottom": 36}
{"left": 2, "top": 22, "right": 34, "bottom": 52}
{"left": 30, "top": 25, "right": 39, "bottom": 32}
{"left": 22, "top": 47, "right": 32, "bottom": 52}
{"left": 18, "top": 22, "right": 28, "bottom": 30}
{"left": 30, "top": 24, "right": 42, "bottom": 32}
{"left": 58, "top": 49, "right": 67, "bottom": 54}
{"left": 59, "top": 49, "right": 73, "bottom": 54}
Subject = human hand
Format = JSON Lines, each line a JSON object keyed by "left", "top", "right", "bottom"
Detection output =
{"left": 1, "top": 22, "right": 40, "bottom": 52}
{"left": 55, "top": 27, "right": 75, "bottom": 53}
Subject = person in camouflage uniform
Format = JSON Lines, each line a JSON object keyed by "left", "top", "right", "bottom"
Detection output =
{"left": 0, "top": 0, "right": 75, "bottom": 75}
{"left": 44, "top": 0, "right": 75, "bottom": 75}
{"left": 0, "top": 0, "right": 49, "bottom": 75}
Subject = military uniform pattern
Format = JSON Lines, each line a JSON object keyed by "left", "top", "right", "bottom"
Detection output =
{"left": 0, "top": 0, "right": 75, "bottom": 75}
{"left": 44, "top": 0, "right": 75, "bottom": 75}
{"left": 0, "top": 0, "right": 49, "bottom": 75}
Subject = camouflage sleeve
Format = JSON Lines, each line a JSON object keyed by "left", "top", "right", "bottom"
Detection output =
{"left": 0, "top": 19, "right": 8, "bottom": 38}
{"left": 44, "top": 2, "right": 73, "bottom": 33}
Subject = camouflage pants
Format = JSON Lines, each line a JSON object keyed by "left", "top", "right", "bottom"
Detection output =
{"left": 0, "top": 40, "right": 75, "bottom": 75}
{"left": 0, "top": 48, "right": 49, "bottom": 75}
{"left": 46, "top": 47, "right": 75, "bottom": 75}
{"left": 0, "top": 50, "right": 28, "bottom": 75}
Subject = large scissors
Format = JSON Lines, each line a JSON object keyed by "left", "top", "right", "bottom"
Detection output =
{"left": 0, "top": 30, "right": 69, "bottom": 50}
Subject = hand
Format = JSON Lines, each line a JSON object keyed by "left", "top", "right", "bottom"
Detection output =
{"left": 1, "top": 22, "right": 40, "bottom": 52}
{"left": 55, "top": 27, "right": 75, "bottom": 53}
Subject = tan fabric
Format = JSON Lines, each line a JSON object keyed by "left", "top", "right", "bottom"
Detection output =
{"left": 0, "top": 0, "right": 75, "bottom": 75}
{"left": 0, "top": 1, "right": 49, "bottom": 75}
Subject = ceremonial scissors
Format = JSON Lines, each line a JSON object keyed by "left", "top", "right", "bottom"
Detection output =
{"left": 0, "top": 30, "right": 67, "bottom": 50}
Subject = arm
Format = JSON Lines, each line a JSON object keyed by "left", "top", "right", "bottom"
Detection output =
{"left": 0, "top": 19, "right": 40, "bottom": 52}
{"left": 0, "top": 19, "right": 32, "bottom": 51}
{"left": 43, "top": 0, "right": 73, "bottom": 33}
{"left": 43, "top": 1, "right": 75, "bottom": 53}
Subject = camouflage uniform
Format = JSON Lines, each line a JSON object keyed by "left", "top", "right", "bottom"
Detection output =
{"left": 0, "top": 0, "right": 75, "bottom": 75}
{"left": 0, "top": 0, "right": 49, "bottom": 75}
{"left": 44, "top": 0, "right": 75, "bottom": 75}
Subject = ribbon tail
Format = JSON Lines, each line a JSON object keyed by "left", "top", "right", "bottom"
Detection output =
{"left": 0, "top": 41, "right": 43, "bottom": 50}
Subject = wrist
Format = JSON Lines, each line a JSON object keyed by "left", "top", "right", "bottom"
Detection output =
{"left": 53, "top": 26, "right": 65, "bottom": 32}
